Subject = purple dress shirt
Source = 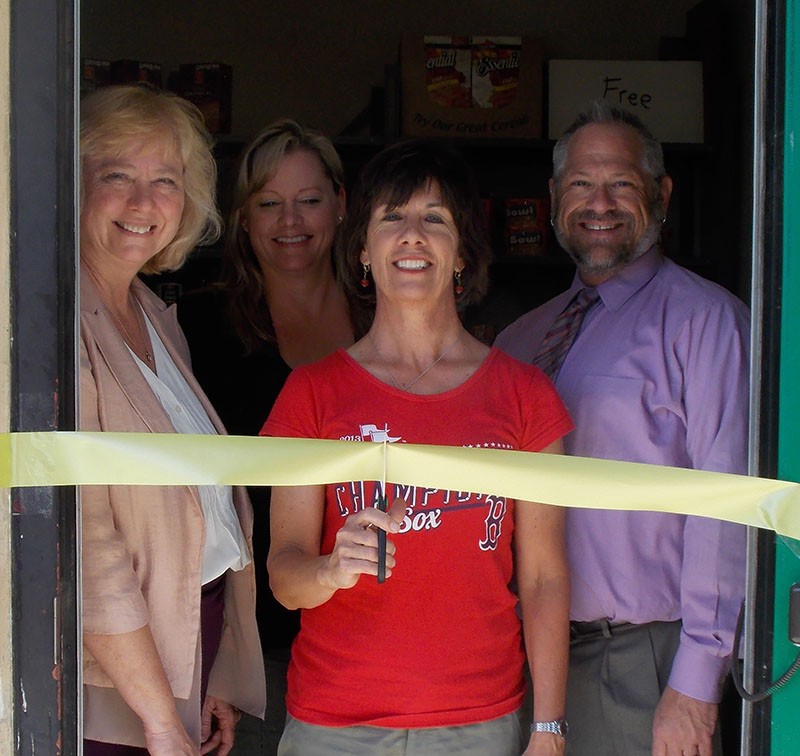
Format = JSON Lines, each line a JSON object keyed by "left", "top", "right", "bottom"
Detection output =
{"left": 496, "top": 246, "right": 750, "bottom": 703}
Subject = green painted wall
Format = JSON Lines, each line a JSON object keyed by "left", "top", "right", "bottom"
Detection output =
{"left": 772, "top": 1, "right": 800, "bottom": 751}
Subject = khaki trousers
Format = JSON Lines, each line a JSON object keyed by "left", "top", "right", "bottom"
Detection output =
{"left": 277, "top": 710, "right": 525, "bottom": 756}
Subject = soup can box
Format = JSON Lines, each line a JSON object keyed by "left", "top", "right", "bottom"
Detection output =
{"left": 504, "top": 198, "right": 549, "bottom": 257}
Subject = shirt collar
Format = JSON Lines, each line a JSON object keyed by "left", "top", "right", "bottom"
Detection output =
{"left": 567, "top": 245, "right": 664, "bottom": 313}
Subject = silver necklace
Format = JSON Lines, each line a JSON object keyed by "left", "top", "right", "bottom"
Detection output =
{"left": 109, "top": 294, "right": 153, "bottom": 364}
{"left": 368, "top": 330, "right": 463, "bottom": 391}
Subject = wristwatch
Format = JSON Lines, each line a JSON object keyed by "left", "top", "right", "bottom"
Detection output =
{"left": 531, "top": 718, "right": 569, "bottom": 738}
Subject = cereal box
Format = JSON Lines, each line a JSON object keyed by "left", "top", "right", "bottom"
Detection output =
{"left": 424, "top": 36, "right": 471, "bottom": 108}
{"left": 471, "top": 36, "right": 522, "bottom": 109}
{"left": 401, "top": 34, "right": 542, "bottom": 139}
{"left": 110, "top": 60, "right": 162, "bottom": 88}
{"left": 81, "top": 59, "right": 111, "bottom": 95}
{"left": 174, "top": 63, "right": 233, "bottom": 134}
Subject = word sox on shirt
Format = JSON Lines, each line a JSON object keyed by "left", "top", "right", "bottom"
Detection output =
{"left": 332, "top": 481, "right": 508, "bottom": 551}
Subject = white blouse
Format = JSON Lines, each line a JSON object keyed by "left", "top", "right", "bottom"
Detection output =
{"left": 129, "top": 309, "right": 251, "bottom": 584}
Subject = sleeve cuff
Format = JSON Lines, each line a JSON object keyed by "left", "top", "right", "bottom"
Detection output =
{"left": 82, "top": 594, "right": 149, "bottom": 635}
{"left": 667, "top": 641, "right": 731, "bottom": 703}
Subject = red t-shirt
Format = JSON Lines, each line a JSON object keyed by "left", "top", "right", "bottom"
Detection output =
{"left": 261, "top": 347, "right": 572, "bottom": 728}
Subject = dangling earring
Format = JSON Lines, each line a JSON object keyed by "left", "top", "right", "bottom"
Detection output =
{"left": 337, "top": 215, "right": 344, "bottom": 224}
{"left": 454, "top": 270, "right": 464, "bottom": 295}
{"left": 360, "top": 263, "right": 371, "bottom": 288}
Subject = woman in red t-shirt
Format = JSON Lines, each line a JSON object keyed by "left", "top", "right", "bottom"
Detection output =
{"left": 262, "top": 139, "right": 572, "bottom": 756}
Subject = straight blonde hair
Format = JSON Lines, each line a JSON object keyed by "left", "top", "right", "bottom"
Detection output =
{"left": 219, "top": 119, "right": 350, "bottom": 350}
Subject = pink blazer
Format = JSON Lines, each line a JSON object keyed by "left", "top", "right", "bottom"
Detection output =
{"left": 80, "top": 268, "right": 266, "bottom": 722}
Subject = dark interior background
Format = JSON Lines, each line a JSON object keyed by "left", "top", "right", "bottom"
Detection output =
{"left": 81, "top": 0, "right": 756, "bottom": 333}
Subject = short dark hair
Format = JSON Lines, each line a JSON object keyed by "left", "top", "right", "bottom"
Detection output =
{"left": 339, "top": 138, "right": 491, "bottom": 310}
{"left": 552, "top": 100, "right": 666, "bottom": 189}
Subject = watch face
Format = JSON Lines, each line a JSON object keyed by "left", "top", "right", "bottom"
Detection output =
{"left": 557, "top": 719, "right": 569, "bottom": 736}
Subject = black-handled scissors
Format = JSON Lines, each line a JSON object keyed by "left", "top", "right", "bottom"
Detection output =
{"left": 377, "top": 494, "right": 387, "bottom": 584}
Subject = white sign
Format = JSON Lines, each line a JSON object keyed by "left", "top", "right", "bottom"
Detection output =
{"left": 548, "top": 60, "right": 704, "bottom": 143}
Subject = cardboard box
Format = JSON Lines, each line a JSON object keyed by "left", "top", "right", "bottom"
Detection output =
{"left": 402, "top": 34, "right": 542, "bottom": 139}
{"left": 80, "top": 58, "right": 111, "bottom": 95}
{"left": 174, "top": 63, "right": 232, "bottom": 134}
{"left": 548, "top": 60, "right": 704, "bottom": 143}
{"left": 110, "top": 59, "right": 162, "bottom": 89}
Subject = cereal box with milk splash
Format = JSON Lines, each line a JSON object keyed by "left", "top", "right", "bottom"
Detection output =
{"left": 424, "top": 36, "right": 472, "bottom": 108}
{"left": 471, "top": 36, "right": 522, "bottom": 109}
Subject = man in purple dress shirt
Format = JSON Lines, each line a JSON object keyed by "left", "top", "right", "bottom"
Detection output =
{"left": 496, "top": 102, "right": 749, "bottom": 756}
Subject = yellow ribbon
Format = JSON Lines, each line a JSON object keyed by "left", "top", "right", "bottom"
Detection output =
{"left": 2, "top": 431, "right": 799, "bottom": 539}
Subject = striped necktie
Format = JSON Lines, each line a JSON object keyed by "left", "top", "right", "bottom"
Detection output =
{"left": 533, "top": 288, "right": 600, "bottom": 379}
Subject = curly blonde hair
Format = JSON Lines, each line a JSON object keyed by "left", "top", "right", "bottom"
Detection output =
{"left": 80, "top": 84, "right": 221, "bottom": 273}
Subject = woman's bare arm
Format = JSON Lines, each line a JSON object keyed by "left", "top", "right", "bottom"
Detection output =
{"left": 268, "top": 484, "right": 405, "bottom": 610}
{"left": 517, "top": 439, "right": 569, "bottom": 756}
{"left": 84, "top": 626, "right": 198, "bottom": 756}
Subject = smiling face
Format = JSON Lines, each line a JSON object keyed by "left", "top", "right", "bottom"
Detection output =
{"left": 80, "top": 134, "right": 185, "bottom": 276}
{"left": 361, "top": 181, "right": 463, "bottom": 308}
{"left": 550, "top": 122, "right": 672, "bottom": 286}
{"left": 241, "top": 149, "right": 345, "bottom": 276}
